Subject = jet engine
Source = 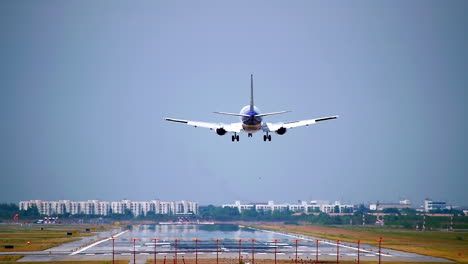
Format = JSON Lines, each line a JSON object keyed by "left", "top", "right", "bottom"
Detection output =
{"left": 275, "top": 127, "right": 287, "bottom": 135}
{"left": 215, "top": 128, "right": 227, "bottom": 136}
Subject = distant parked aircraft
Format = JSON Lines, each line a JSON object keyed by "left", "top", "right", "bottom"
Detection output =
{"left": 165, "top": 75, "right": 338, "bottom": 141}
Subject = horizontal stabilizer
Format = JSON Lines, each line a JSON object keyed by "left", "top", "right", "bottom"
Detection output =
{"left": 255, "top": 111, "right": 291, "bottom": 117}
{"left": 213, "top": 112, "right": 250, "bottom": 117}
{"left": 165, "top": 118, "right": 188, "bottom": 124}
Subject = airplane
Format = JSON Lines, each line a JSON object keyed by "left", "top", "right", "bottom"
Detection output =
{"left": 165, "top": 74, "right": 338, "bottom": 142}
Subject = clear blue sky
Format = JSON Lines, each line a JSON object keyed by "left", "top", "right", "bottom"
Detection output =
{"left": 1, "top": 1, "right": 467, "bottom": 206}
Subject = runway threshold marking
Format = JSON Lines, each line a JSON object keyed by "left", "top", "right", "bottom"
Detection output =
{"left": 70, "top": 229, "right": 129, "bottom": 256}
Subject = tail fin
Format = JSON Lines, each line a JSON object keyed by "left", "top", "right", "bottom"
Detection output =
{"left": 250, "top": 74, "right": 254, "bottom": 112}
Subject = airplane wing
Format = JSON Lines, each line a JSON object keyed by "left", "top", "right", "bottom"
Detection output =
{"left": 264, "top": 115, "right": 338, "bottom": 132}
{"left": 165, "top": 118, "right": 242, "bottom": 133}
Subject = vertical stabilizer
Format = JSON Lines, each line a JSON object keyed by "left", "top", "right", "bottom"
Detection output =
{"left": 250, "top": 74, "right": 254, "bottom": 112}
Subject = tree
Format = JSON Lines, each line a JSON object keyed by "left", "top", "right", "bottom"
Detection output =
{"left": 334, "top": 205, "right": 340, "bottom": 213}
{"left": 382, "top": 208, "right": 400, "bottom": 215}
{"left": 0, "top": 203, "right": 19, "bottom": 220}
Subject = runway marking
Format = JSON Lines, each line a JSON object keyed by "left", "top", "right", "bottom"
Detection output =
{"left": 365, "top": 254, "right": 375, "bottom": 256}
{"left": 158, "top": 253, "right": 167, "bottom": 255}
{"left": 140, "top": 253, "right": 150, "bottom": 255}
{"left": 258, "top": 253, "right": 267, "bottom": 255}
{"left": 85, "top": 253, "right": 95, "bottom": 256}
{"left": 70, "top": 229, "right": 129, "bottom": 256}
{"left": 122, "top": 253, "right": 131, "bottom": 255}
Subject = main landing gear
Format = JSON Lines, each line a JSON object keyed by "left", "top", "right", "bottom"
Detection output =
{"left": 231, "top": 133, "right": 240, "bottom": 142}
{"left": 263, "top": 132, "right": 272, "bottom": 141}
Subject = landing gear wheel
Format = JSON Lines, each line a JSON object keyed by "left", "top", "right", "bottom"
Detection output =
{"left": 268, "top": 135, "right": 272, "bottom": 141}
{"left": 263, "top": 135, "right": 267, "bottom": 141}
{"left": 231, "top": 135, "right": 235, "bottom": 142}
{"left": 236, "top": 135, "right": 240, "bottom": 141}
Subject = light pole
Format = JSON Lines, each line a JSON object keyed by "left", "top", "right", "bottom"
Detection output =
{"left": 357, "top": 240, "right": 361, "bottom": 264}
{"left": 192, "top": 239, "right": 201, "bottom": 264}
{"left": 131, "top": 238, "right": 140, "bottom": 264}
{"left": 235, "top": 239, "right": 244, "bottom": 264}
{"left": 314, "top": 239, "right": 321, "bottom": 264}
{"left": 377, "top": 237, "right": 383, "bottom": 264}
{"left": 110, "top": 237, "right": 118, "bottom": 264}
{"left": 250, "top": 239, "right": 257, "bottom": 264}
{"left": 292, "top": 239, "right": 300, "bottom": 264}
{"left": 172, "top": 239, "right": 181, "bottom": 264}
{"left": 272, "top": 239, "right": 280, "bottom": 264}
{"left": 336, "top": 240, "right": 341, "bottom": 264}
{"left": 213, "top": 239, "right": 222, "bottom": 264}
{"left": 152, "top": 239, "right": 160, "bottom": 264}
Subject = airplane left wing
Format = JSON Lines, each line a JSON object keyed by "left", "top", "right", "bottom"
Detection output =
{"left": 165, "top": 118, "right": 242, "bottom": 133}
{"left": 264, "top": 115, "right": 338, "bottom": 132}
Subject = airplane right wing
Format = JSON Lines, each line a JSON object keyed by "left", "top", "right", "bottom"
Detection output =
{"left": 264, "top": 115, "right": 338, "bottom": 132}
{"left": 164, "top": 118, "right": 242, "bottom": 133}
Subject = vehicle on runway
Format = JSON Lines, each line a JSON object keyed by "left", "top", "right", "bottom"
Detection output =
{"left": 165, "top": 75, "right": 338, "bottom": 141}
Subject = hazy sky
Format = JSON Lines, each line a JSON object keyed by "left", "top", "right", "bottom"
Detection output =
{"left": 1, "top": 1, "right": 467, "bottom": 207}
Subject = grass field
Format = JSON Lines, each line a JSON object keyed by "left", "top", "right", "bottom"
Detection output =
{"left": 0, "top": 224, "right": 113, "bottom": 252}
{"left": 0, "top": 255, "right": 24, "bottom": 261}
{"left": 257, "top": 224, "right": 468, "bottom": 263}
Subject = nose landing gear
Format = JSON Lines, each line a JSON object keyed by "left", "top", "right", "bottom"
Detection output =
{"left": 248, "top": 133, "right": 253, "bottom": 137}
{"left": 263, "top": 133, "right": 272, "bottom": 141}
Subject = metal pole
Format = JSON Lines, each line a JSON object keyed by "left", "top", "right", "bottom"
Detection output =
{"left": 133, "top": 239, "right": 136, "bottom": 264}
{"left": 293, "top": 239, "right": 300, "bottom": 264}
{"left": 272, "top": 239, "right": 279, "bottom": 264}
{"left": 357, "top": 240, "right": 360, "bottom": 264}
{"left": 236, "top": 239, "right": 244, "bottom": 264}
{"left": 423, "top": 214, "right": 426, "bottom": 231}
{"left": 152, "top": 239, "right": 160, "bottom": 264}
{"left": 336, "top": 240, "right": 340, "bottom": 264}
{"left": 173, "top": 239, "right": 181, "bottom": 264}
{"left": 213, "top": 239, "right": 222, "bottom": 264}
{"left": 131, "top": 239, "right": 140, "bottom": 264}
{"left": 378, "top": 238, "right": 382, "bottom": 264}
{"left": 314, "top": 239, "right": 321, "bottom": 264}
{"left": 450, "top": 215, "right": 454, "bottom": 231}
{"left": 111, "top": 237, "right": 116, "bottom": 264}
{"left": 250, "top": 239, "right": 256, "bottom": 264}
{"left": 193, "top": 239, "right": 201, "bottom": 264}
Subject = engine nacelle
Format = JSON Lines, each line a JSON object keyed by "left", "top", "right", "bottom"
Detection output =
{"left": 215, "top": 128, "right": 227, "bottom": 136}
{"left": 275, "top": 127, "right": 287, "bottom": 135}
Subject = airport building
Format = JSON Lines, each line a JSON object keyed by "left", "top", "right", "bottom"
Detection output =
{"left": 222, "top": 200, "right": 355, "bottom": 214}
{"left": 19, "top": 200, "right": 198, "bottom": 216}
{"left": 369, "top": 200, "right": 412, "bottom": 211}
{"left": 424, "top": 199, "right": 447, "bottom": 212}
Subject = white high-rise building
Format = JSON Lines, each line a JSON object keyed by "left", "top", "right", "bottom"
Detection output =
{"left": 19, "top": 199, "right": 198, "bottom": 216}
